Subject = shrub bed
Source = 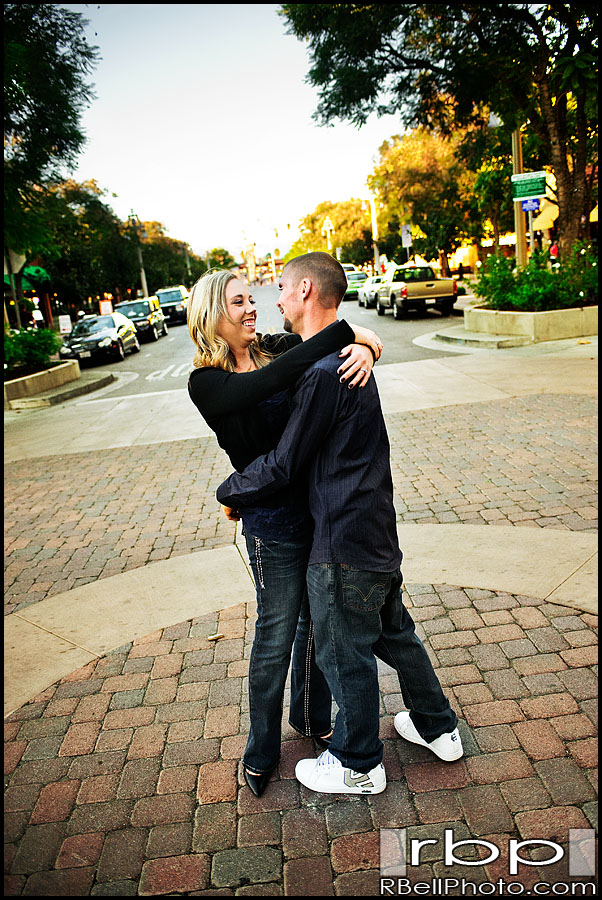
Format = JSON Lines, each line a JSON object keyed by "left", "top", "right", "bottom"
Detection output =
{"left": 4, "top": 327, "right": 63, "bottom": 381}
{"left": 475, "top": 242, "right": 598, "bottom": 312}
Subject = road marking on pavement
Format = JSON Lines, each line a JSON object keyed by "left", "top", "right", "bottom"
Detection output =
{"left": 145, "top": 363, "right": 192, "bottom": 380}
{"left": 79, "top": 388, "right": 189, "bottom": 404}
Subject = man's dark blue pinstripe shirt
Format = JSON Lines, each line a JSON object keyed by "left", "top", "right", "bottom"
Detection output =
{"left": 217, "top": 351, "right": 403, "bottom": 573}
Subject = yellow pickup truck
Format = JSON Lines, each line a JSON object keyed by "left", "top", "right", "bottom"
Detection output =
{"left": 376, "top": 263, "right": 457, "bottom": 319}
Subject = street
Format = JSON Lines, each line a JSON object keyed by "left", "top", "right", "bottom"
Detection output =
{"left": 86, "top": 283, "right": 468, "bottom": 402}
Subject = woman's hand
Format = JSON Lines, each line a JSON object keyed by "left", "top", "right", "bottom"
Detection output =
{"left": 348, "top": 323, "right": 383, "bottom": 361}
{"left": 337, "top": 343, "right": 374, "bottom": 389}
{"left": 221, "top": 505, "right": 240, "bottom": 522}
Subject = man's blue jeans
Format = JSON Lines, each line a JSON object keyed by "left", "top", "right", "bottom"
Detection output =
{"left": 306, "top": 564, "right": 457, "bottom": 773}
{"left": 243, "top": 532, "right": 332, "bottom": 774}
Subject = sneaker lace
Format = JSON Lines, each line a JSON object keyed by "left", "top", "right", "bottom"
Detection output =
{"left": 317, "top": 750, "right": 340, "bottom": 769}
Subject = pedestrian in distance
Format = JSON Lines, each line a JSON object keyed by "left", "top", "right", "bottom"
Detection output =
{"left": 217, "top": 251, "right": 463, "bottom": 796}
{"left": 187, "top": 268, "right": 383, "bottom": 797}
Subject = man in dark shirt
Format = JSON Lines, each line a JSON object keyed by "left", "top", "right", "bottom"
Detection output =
{"left": 217, "top": 252, "right": 462, "bottom": 794}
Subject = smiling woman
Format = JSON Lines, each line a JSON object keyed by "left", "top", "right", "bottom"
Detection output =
{"left": 187, "top": 270, "right": 273, "bottom": 374}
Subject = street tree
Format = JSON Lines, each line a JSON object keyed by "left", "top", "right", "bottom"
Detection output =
{"left": 279, "top": 3, "right": 598, "bottom": 256}
{"left": 285, "top": 199, "right": 373, "bottom": 262}
{"left": 4, "top": 4, "right": 99, "bottom": 244}
{"left": 132, "top": 222, "right": 202, "bottom": 292}
{"left": 206, "top": 248, "right": 237, "bottom": 270}
{"left": 4, "top": 3, "right": 100, "bottom": 321}
{"left": 42, "top": 180, "right": 138, "bottom": 313}
{"left": 368, "top": 128, "right": 477, "bottom": 273}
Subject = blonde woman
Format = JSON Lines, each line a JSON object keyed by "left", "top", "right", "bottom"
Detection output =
{"left": 187, "top": 269, "right": 382, "bottom": 797}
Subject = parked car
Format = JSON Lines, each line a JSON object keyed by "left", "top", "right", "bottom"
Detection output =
{"left": 341, "top": 263, "right": 359, "bottom": 273}
{"left": 59, "top": 313, "right": 140, "bottom": 364}
{"left": 155, "top": 285, "right": 189, "bottom": 324}
{"left": 114, "top": 296, "right": 168, "bottom": 341}
{"left": 343, "top": 271, "right": 368, "bottom": 301}
{"left": 376, "top": 264, "right": 457, "bottom": 318}
{"left": 358, "top": 275, "right": 384, "bottom": 308}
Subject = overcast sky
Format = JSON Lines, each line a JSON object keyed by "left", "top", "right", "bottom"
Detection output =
{"left": 62, "top": 3, "right": 402, "bottom": 259}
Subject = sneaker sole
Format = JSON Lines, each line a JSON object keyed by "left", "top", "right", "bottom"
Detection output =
{"left": 296, "top": 776, "right": 387, "bottom": 795}
{"left": 394, "top": 718, "right": 463, "bottom": 762}
{"left": 295, "top": 762, "right": 387, "bottom": 795}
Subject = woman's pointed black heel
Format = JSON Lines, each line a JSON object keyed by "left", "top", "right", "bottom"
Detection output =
{"left": 243, "top": 766, "right": 272, "bottom": 797}
{"left": 313, "top": 731, "right": 333, "bottom": 751}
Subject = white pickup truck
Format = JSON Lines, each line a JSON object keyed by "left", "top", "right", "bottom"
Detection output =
{"left": 376, "top": 264, "right": 457, "bottom": 318}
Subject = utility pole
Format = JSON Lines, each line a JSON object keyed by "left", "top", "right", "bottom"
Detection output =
{"left": 511, "top": 129, "right": 528, "bottom": 268}
{"left": 366, "top": 194, "right": 380, "bottom": 274}
{"left": 128, "top": 211, "right": 149, "bottom": 297}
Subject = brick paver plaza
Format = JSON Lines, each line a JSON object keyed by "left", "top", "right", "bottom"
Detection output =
{"left": 4, "top": 388, "right": 598, "bottom": 895}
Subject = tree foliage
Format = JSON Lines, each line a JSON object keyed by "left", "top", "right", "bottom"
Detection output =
{"left": 369, "top": 129, "right": 479, "bottom": 271}
{"left": 279, "top": 3, "right": 598, "bottom": 254}
{"left": 29, "top": 182, "right": 209, "bottom": 315}
{"left": 207, "top": 248, "right": 237, "bottom": 270}
{"left": 4, "top": 4, "right": 100, "bottom": 252}
{"left": 285, "top": 199, "right": 373, "bottom": 263}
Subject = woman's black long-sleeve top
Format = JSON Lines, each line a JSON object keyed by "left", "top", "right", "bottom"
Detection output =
{"left": 187, "top": 319, "right": 356, "bottom": 540}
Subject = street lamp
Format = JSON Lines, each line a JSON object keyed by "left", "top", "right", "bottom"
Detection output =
{"left": 128, "top": 210, "right": 149, "bottom": 298}
{"left": 321, "top": 216, "right": 335, "bottom": 251}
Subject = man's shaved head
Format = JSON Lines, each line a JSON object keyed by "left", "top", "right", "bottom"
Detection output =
{"left": 283, "top": 252, "right": 348, "bottom": 309}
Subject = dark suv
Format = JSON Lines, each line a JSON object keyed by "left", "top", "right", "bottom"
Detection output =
{"left": 114, "top": 296, "right": 168, "bottom": 341}
{"left": 155, "top": 285, "right": 189, "bottom": 324}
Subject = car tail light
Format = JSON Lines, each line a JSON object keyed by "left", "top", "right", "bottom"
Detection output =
{"left": 453, "top": 280, "right": 458, "bottom": 294}
{"left": 401, "top": 286, "right": 408, "bottom": 298}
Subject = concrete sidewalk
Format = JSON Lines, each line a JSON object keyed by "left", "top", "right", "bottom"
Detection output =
{"left": 4, "top": 338, "right": 598, "bottom": 895}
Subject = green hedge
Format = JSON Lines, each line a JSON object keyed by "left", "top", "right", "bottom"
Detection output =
{"left": 4, "top": 327, "right": 62, "bottom": 375}
{"left": 475, "top": 243, "right": 598, "bottom": 312}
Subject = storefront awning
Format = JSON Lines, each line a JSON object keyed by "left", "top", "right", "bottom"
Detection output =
{"left": 3, "top": 265, "right": 50, "bottom": 292}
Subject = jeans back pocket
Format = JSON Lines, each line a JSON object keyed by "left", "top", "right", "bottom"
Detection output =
{"left": 341, "top": 568, "right": 388, "bottom": 612}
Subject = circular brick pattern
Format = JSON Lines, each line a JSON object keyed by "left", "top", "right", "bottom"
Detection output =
{"left": 4, "top": 586, "right": 597, "bottom": 895}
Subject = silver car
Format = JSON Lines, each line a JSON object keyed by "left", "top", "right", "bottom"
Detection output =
{"left": 357, "top": 275, "right": 384, "bottom": 309}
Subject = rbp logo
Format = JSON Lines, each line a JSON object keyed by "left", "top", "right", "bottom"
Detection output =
{"left": 380, "top": 828, "right": 596, "bottom": 877}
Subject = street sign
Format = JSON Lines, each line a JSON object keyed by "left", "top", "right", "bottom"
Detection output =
{"left": 522, "top": 198, "right": 540, "bottom": 212}
{"left": 401, "top": 224, "right": 412, "bottom": 248}
{"left": 511, "top": 171, "right": 547, "bottom": 201}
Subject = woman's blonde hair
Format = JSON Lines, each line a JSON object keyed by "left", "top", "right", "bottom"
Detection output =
{"left": 187, "top": 269, "right": 272, "bottom": 371}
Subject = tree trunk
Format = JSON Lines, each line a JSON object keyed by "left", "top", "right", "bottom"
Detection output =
{"left": 537, "top": 73, "right": 588, "bottom": 258}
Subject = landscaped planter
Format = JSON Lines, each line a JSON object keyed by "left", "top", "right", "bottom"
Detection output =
{"left": 464, "top": 305, "right": 598, "bottom": 342}
{"left": 4, "top": 360, "right": 81, "bottom": 405}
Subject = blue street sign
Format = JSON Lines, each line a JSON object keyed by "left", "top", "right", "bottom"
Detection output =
{"left": 522, "top": 198, "right": 540, "bottom": 212}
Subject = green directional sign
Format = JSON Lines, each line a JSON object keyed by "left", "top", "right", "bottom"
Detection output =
{"left": 511, "top": 171, "right": 547, "bottom": 201}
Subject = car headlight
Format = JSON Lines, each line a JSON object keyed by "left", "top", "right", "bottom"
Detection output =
{"left": 98, "top": 337, "right": 112, "bottom": 348}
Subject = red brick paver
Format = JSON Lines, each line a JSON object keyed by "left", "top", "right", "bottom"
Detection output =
{"left": 4, "top": 584, "right": 597, "bottom": 895}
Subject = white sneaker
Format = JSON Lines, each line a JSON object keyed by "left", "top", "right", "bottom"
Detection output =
{"left": 295, "top": 750, "right": 387, "bottom": 795}
{"left": 394, "top": 711, "right": 464, "bottom": 762}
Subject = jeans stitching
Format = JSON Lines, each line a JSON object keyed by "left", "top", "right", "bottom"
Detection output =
{"left": 302, "top": 620, "right": 314, "bottom": 735}
{"left": 254, "top": 537, "right": 265, "bottom": 589}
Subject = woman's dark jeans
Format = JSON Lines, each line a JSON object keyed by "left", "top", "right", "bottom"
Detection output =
{"left": 243, "top": 532, "right": 332, "bottom": 774}
{"left": 306, "top": 564, "right": 457, "bottom": 773}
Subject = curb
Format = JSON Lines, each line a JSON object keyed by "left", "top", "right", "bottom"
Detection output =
{"left": 7, "top": 374, "right": 115, "bottom": 409}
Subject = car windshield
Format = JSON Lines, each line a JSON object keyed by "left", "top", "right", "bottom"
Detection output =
{"left": 157, "top": 290, "right": 182, "bottom": 304}
{"left": 347, "top": 273, "right": 367, "bottom": 282}
{"left": 71, "top": 316, "right": 114, "bottom": 336}
{"left": 116, "top": 302, "right": 150, "bottom": 317}
{"left": 395, "top": 267, "right": 436, "bottom": 281}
